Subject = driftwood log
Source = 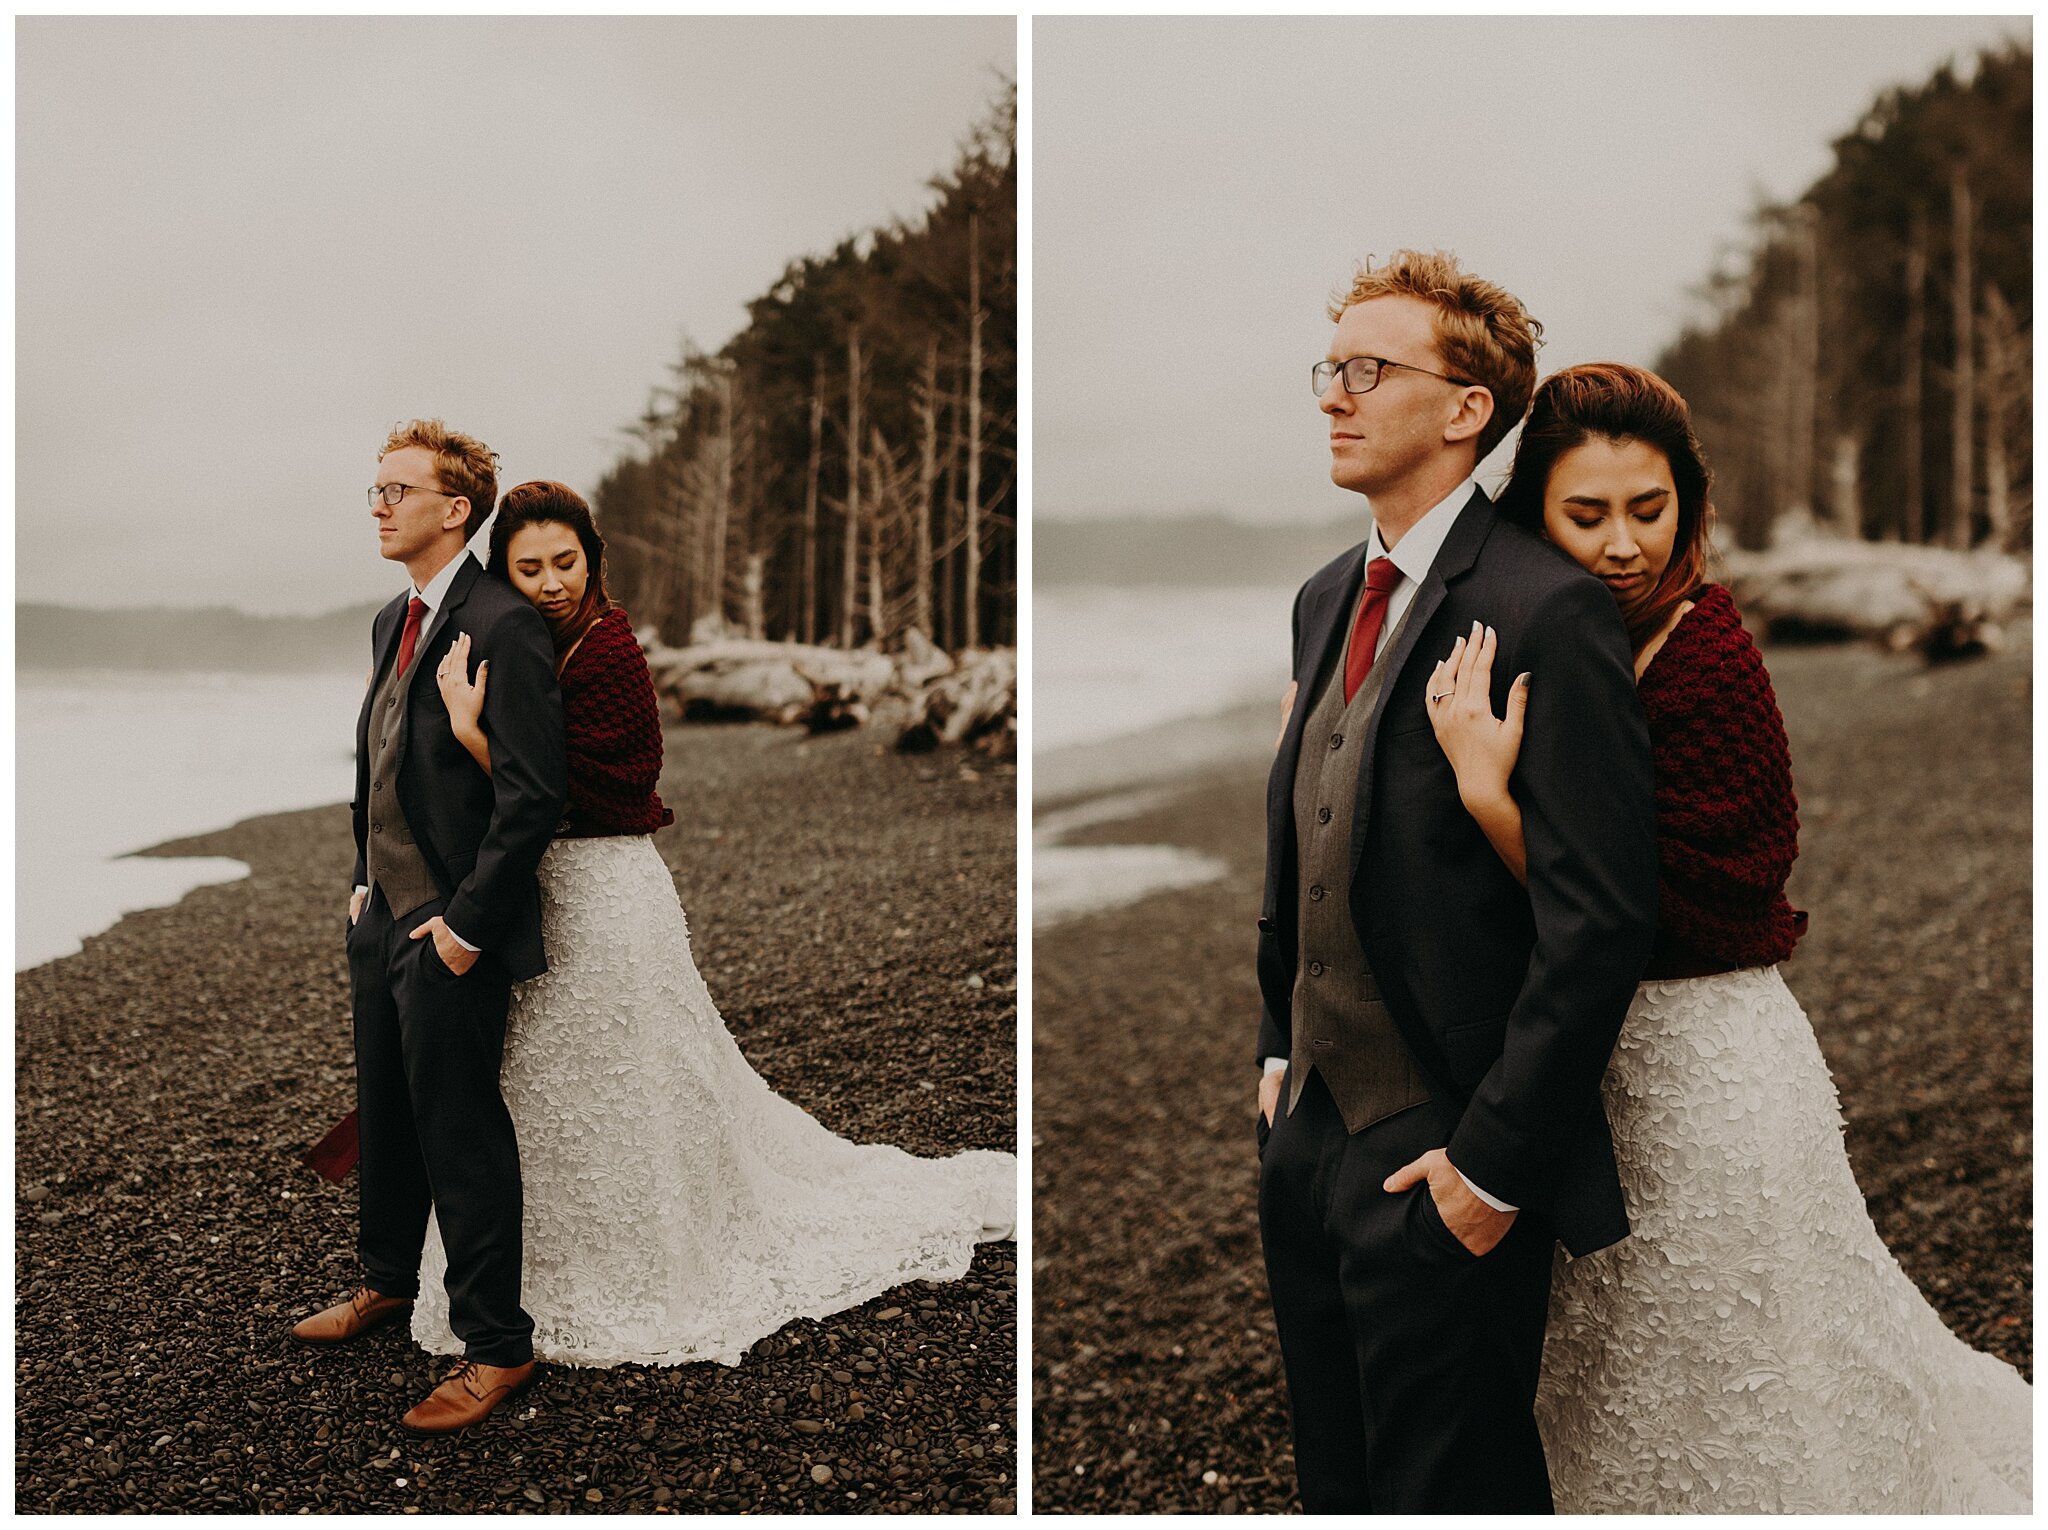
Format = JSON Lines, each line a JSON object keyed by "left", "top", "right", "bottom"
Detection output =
{"left": 1719, "top": 520, "right": 2030, "bottom": 661}
{"left": 637, "top": 626, "right": 1015, "bottom": 749}
{"left": 894, "top": 648, "right": 1017, "bottom": 754}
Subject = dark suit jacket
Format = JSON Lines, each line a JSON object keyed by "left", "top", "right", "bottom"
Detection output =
{"left": 350, "top": 555, "right": 568, "bottom": 982}
{"left": 1255, "top": 487, "right": 1658, "bottom": 1256}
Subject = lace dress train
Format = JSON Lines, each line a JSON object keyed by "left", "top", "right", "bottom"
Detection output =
{"left": 413, "top": 835, "right": 1016, "bottom": 1368}
{"left": 1536, "top": 968, "right": 2031, "bottom": 1512}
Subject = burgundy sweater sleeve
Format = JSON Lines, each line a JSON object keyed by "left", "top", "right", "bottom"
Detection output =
{"left": 559, "top": 610, "right": 675, "bottom": 838}
{"left": 1639, "top": 585, "right": 1806, "bottom": 970}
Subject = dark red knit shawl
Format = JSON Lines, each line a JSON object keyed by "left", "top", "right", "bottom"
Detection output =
{"left": 1638, "top": 583, "right": 1807, "bottom": 973}
{"left": 558, "top": 607, "right": 675, "bottom": 839}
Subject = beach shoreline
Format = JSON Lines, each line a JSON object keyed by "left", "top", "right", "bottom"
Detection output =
{"left": 1034, "top": 699, "right": 1278, "bottom": 810}
{"left": 16, "top": 720, "right": 1018, "bottom": 1514}
{"left": 1031, "top": 635, "right": 2033, "bottom": 1512}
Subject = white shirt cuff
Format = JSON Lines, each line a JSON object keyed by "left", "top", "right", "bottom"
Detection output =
{"left": 354, "top": 884, "right": 368, "bottom": 899}
{"left": 1456, "top": 1169, "right": 1517, "bottom": 1213}
{"left": 1261, "top": 1056, "right": 1288, "bottom": 1077}
{"left": 445, "top": 925, "right": 481, "bottom": 953}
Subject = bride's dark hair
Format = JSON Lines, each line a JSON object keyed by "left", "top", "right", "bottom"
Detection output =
{"left": 487, "top": 480, "right": 613, "bottom": 668}
{"left": 1496, "top": 363, "right": 1714, "bottom": 656}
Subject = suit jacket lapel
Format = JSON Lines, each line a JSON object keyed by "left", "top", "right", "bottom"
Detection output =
{"left": 1348, "top": 486, "right": 1496, "bottom": 882}
{"left": 1267, "top": 547, "right": 1367, "bottom": 850}
{"left": 369, "top": 592, "right": 406, "bottom": 686}
{"left": 390, "top": 554, "right": 485, "bottom": 773}
{"left": 415, "top": 553, "right": 480, "bottom": 668}
{"left": 401, "top": 554, "right": 482, "bottom": 704}
{"left": 357, "top": 593, "right": 406, "bottom": 766}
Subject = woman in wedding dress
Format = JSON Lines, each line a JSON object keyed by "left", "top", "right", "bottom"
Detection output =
{"left": 409, "top": 480, "right": 1014, "bottom": 1368}
{"left": 1422, "top": 364, "right": 2029, "bottom": 1512}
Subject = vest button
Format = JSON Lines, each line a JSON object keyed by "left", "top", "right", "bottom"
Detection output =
{"left": 1317, "top": 806, "right": 1332, "bottom": 824}
{"left": 372, "top": 822, "right": 382, "bottom": 834}
{"left": 1308, "top": 960, "right": 1325, "bottom": 977}
{"left": 372, "top": 781, "right": 382, "bottom": 792}
{"left": 1308, "top": 884, "right": 1325, "bottom": 902}
{"left": 1329, "top": 732, "right": 1344, "bottom": 750}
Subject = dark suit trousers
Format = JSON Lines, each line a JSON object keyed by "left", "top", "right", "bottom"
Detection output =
{"left": 1258, "top": 1069, "right": 1555, "bottom": 1513}
{"left": 346, "top": 887, "right": 534, "bottom": 1367}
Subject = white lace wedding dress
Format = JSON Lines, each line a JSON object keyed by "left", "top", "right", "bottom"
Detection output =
{"left": 412, "top": 835, "right": 1016, "bottom": 1368}
{"left": 1536, "top": 967, "right": 2031, "bottom": 1512}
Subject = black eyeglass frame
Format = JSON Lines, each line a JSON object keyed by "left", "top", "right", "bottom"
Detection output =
{"left": 368, "top": 482, "right": 466, "bottom": 508}
{"left": 1312, "top": 354, "right": 1477, "bottom": 396}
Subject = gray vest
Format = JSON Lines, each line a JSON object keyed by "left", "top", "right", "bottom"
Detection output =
{"left": 1287, "top": 582, "right": 1432, "bottom": 1132}
{"left": 364, "top": 646, "right": 440, "bottom": 920}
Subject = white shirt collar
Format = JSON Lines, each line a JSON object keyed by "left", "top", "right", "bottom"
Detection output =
{"left": 1366, "top": 475, "right": 1480, "bottom": 585}
{"left": 411, "top": 547, "right": 473, "bottom": 612}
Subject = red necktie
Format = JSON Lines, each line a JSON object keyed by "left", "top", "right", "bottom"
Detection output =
{"left": 396, "top": 597, "right": 428, "bottom": 676}
{"left": 1343, "top": 557, "right": 1403, "bottom": 704}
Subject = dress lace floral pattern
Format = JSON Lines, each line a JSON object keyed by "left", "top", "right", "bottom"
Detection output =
{"left": 413, "top": 835, "right": 1015, "bottom": 1368}
{"left": 1537, "top": 968, "right": 2031, "bottom": 1512}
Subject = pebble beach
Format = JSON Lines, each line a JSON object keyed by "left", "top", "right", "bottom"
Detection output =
{"left": 1031, "top": 632, "right": 2032, "bottom": 1513}
{"left": 15, "top": 721, "right": 1018, "bottom": 1514}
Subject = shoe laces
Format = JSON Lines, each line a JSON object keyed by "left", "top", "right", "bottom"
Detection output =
{"left": 443, "top": 1359, "right": 487, "bottom": 1399}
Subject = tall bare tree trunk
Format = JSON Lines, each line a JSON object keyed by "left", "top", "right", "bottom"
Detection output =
{"left": 662, "top": 452, "right": 696, "bottom": 639}
{"left": 710, "top": 369, "right": 734, "bottom": 627}
{"left": 1902, "top": 209, "right": 1928, "bottom": 543}
{"left": 941, "top": 401, "right": 961, "bottom": 650}
{"left": 964, "top": 211, "right": 983, "bottom": 651}
{"left": 1980, "top": 282, "right": 2015, "bottom": 551}
{"left": 1829, "top": 430, "right": 1863, "bottom": 537}
{"left": 1948, "top": 169, "right": 1976, "bottom": 549}
{"left": 742, "top": 552, "right": 765, "bottom": 641}
{"left": 734, "top": 402, "right": 758, "bottom": 635}
{"left": 802, "top": 354, "right": 823, "bottom": 645}
{"left": 842, "top": 325, "right": 862, "bottom": 648}
{"left": 914, "top": 338, "right": 939, "bottom": 641}
{"left": 867, "top": 462, "right": 885, "bottom": 650}
{"left": 1786, "top": 205, "right": 1820, "bottom": 522}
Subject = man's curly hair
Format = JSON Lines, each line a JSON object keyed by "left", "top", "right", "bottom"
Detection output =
{"left": 1330, "top": 250, "right": 1543, "bottom": 460}
{"left": 379, "top": 418, "right": 498, "bottom": 533}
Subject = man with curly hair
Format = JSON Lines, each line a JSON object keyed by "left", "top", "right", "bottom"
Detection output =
{"left": 292, "top": 419, "right": 567, "bottom": 1434}
{"left": 1253, "top": 253, "right": 1658, "bottom": 1510}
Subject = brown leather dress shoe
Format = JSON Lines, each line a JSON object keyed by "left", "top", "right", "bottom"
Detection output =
{"left": 290, "top": 1286, "right": 414, "bottom": 1345}
{"left": 400, "top": 1359, "right": 536, "bottom": 1434}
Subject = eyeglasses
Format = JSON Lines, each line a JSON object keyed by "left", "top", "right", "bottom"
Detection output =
{"left": 369, "top": 482, "right": 462, "bottom": 508}
{"left": 1313, "top": 355, "right": 1475, "bottom": 396}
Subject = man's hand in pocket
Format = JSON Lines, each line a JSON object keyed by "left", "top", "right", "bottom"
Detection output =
{"left": 409, "top": 916, "right": 479, "bottom": 976}
{"left": 1384, "top": 1148, "right": 1516, "bottom": 1255}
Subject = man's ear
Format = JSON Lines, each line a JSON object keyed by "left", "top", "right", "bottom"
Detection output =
{"left": 444, "top": 498, "right": 472, "bottom": 536}
{"left": 1443, "top": 386, "right": 1495, "bottom": 449}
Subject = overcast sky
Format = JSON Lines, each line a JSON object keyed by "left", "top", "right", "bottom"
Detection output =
{"left": 18, "top": 16, "right": 1014, "bottom": 614}
{"left": 1037, "top": 15, "right": 2029, "bottom": 524}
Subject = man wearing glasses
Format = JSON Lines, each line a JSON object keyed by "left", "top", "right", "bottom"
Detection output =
{"left": 292, "top": 419, "right": 566, "bottom": 1434}
{"left": 1252, "top": 253, "right": 1658, "bottom": 1510}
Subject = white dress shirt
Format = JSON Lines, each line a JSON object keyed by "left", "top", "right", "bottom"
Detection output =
{"left": 1262, "top": 477, "right": 1515, "bottom": 1213}
{"left": 357, "top": 549, "right": 482, "bottom": 952}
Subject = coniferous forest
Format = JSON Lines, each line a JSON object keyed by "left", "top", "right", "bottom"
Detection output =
{"left": 1657, "top": 45, "right": 2030, "bottom": 554}
{"left": 593, "top": 85, "right": 1016, "bottom": 655}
